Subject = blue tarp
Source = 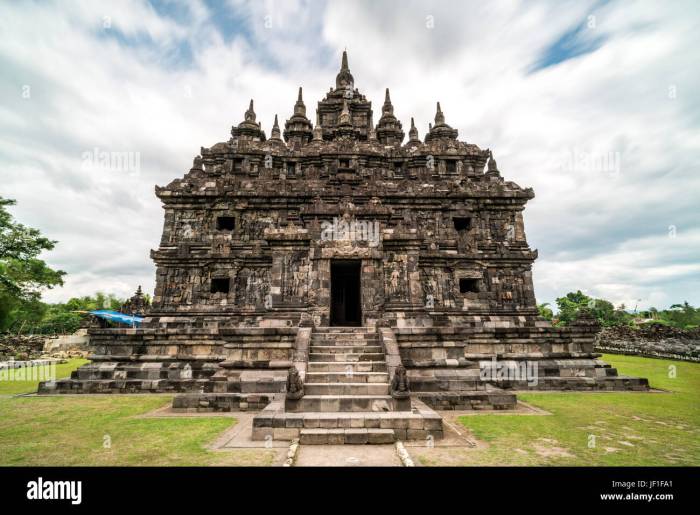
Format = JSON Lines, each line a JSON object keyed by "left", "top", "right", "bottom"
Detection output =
{"left": 89, "top": 310, "right": 144, "bottom": 327}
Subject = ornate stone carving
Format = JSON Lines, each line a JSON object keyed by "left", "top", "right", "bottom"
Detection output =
{"left": 234, "top": 267, "right": 270, "bottom": 308}
{"left": 391, "top": 364, "right": 410, "bottom": 399}
{"left": 286, "top": 367, "right": 304, "bottom": 400}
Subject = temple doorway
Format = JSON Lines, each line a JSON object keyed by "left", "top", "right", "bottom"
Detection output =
{"left": 330, "top": 260, "right": 362, "bottom": 326}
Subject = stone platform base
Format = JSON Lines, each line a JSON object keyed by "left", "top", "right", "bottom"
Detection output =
{"left": 172, "top": 392, "right": 276, "bottom": 412}
{"left": 251, "top": 399, "right": 444, "bottom": 443}
{"left": 38, "top": 361, "right": 219, "bottom": 394}
{"left": 417, "top": 388, "right": 517, "bottom": 410}
{"left": 534, "top": 375, "right": 649, "bottom": 391}
{"left": 300, "top": 428, "right": 396, "bottom": 445}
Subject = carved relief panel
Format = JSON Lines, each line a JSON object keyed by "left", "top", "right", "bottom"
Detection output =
{"left": 420, "top": 266, "right": 457, "bottom": 308}
{"left": 234, "top": 266, "right": 271, "bottom": 309}
{"left": 280, "top": 253, "right": 309, "bottom": 303}
{"left": 384, "top": 252, "right": 410, "bottom": 303}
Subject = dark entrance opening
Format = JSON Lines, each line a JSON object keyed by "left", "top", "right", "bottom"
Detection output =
{"left": 330, "top": 260, "right": 362, "bottom": 326}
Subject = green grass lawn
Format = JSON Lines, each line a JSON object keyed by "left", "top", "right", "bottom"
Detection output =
{"left": 1, "top": 355, "right": 697, "bottom": 466}
{"left": 415, "top": 354, "right": 700, "bottom": 466}
{"left": 0, "top": 359, "right": 278, "bottom": 466}
{"left": 0, "top": 358, "right": 90, "bottom": 395}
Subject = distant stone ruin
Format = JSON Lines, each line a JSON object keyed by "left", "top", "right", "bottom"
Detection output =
{"left": 597, "top": 324, "right": 700, "bottom": 362}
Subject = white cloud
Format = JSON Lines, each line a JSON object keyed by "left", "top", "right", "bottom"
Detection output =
{"left": 0, "top": 0, "right": 698, "bottom": 311}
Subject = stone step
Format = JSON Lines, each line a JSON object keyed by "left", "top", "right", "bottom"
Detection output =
{"left": 313, "top": 327, "right": 375, "bottom": 334}
{"left": 309, "top": 352, "right": 385, "bottom": 362}
{"left": 300, "top": 428, "right": 395, "bottom": 445}
{"left": 307, "top": 361, "right": 387, "bottom": 373}
{"left": 304, "top": 382, "right": 390, "bottom": 396}
{"left": 311, "top": 334, "right": 379, "bottom": 342}
{"left": 251, "top": 401, "right": 444, "bottom": 442}
{"left": 305, "top": 371, "right": 389, "bottom": 383}
{"left": 310, "top": 338, "right": 379, "bottom": 345}
{"left": 309, "top": 345, "right": 383, "bottom": 354}
{"left": 286, "top": 394, "right": 397, "bottom": 412}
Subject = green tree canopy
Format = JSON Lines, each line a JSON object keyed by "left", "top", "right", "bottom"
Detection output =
{"left": 537, "top": 302, "right": 553, "bottom": 321}
{"left": 0, "top": 197, "right": 66, "bottom": 330}
{"left": 554, "top": 290, "right": 632, "bottom": 327}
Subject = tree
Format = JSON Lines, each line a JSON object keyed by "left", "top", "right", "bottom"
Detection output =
{"left": 537, "top": 302, "right": 553, "bottom": 321}
{"left": 665, "top": 302, "right": 700, "bottom": 329}
{"left": 0, "top": 197, "right": 66, "bottom": 330}
{"left": 555, "top": 291, "right": 592, "bottom": 325}
{"left": 555, "top": 290, "right": 633, "bottom": 327}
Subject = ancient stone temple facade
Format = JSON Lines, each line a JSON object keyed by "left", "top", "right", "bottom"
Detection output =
{"left": 41, "top": 52, "right": 647, "bottom": 443}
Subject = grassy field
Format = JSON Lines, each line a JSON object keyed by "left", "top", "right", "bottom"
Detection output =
{"left": 0, "top": 359, "right": 278, "bottom": 466}
{"left": 0, "top": 358, "right": 90, "bottom": 395}
{"left": 414, "top": 354, "right": 700, "bottom": 466}
{"left": 0, "top": 355, "right": 697, "bottom": 466}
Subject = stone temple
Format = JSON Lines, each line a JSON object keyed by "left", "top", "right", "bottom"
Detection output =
{"left": 41, "top": 52, "right": 648, "bottom": 444}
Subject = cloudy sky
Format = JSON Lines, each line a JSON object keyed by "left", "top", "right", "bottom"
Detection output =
{"left": 1, "top": 0, "right": 698, "bottom": 311}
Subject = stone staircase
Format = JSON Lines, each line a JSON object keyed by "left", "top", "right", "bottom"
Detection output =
{"left": 252, "top": 326, "right": 444, "bottom": 444}
{"left": 288, "top": 327, "right": 402, "bottom": 413}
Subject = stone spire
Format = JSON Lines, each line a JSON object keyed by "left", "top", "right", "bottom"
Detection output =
{"left": 312, "top": 110, "right": 323, "bottom": 141}
{"left": 270, "top": 114, "right": 282, "bottom": 140}
{"left": 231, "top": 98, "right": 266, "bottom": 141}
{"left": 486, "top": 150, "right": 500, "bottom": 176}
{"left": 336, "top": 99, "right": 356, "bottom": 139}
{"left": 382, "top": 88, "right": 393, "bottom": 115}
{"left": 339, "top": 99, "right": 351, "bottom": 125}
{"left": 294, "top": 87, "right": 306, "bottom": 116}
{"left": 403, "top": 117, "right": 421, "bottom": 150}
{"left": 245, "top": 99, "right": 256, "bottom": 122}
{"left": 425, "top": 101, "right": 458, "bottom": 142}
{"left": 375, "top": 87, "right": 404, "bottom": 145}
{"left": 409, "top": 117, "right": 420, "bottom": 142}
{"left": 434, "top": 101, "right": 444, "bottom": 125}
{"left": 316, "top": 48, "right": 373, "bottom": 140}
{"left": 284, "top": 87, "right": 313, "bottom": 146}
{"left": 335, "top": 50, "right": 354, "bottom": 91}
{"left": 122, "top": 285, "right": 148, "bottom": 316}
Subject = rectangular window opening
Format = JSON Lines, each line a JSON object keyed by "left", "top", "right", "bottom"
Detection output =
{"left": 286, "top": 162, "right": 296, "bottom": 176}
{"left": 453, "top": 217, "right": 472, "bottom": 231}
{"left": 211, "top": 278, "right": 230, "bottom": 294}
{"left": 216, "top": 216, "right": 236, "bottom": 231}
{"left": 459, "top": 278, "right": 479, "bottom": 294}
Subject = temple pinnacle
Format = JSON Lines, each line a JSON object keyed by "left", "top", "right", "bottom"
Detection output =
{"left": 409, "top": 117, "right": 419, "bottom": 141}
{"left": 339, "top": 99, "right": 351, "bottom": 125}
{"left": 294, "top": 86, "right": 306, "bottom": 116}
{"left": 435, "top": 101, "right": 445, "bottom": 124}
{"left": 245, "top": 99, "right": 256, "bottom": 122}
{"left": 271, "top": 114, "right": 281, "bottom": 140}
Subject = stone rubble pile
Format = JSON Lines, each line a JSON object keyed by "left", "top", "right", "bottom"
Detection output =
{"left": 0, "top": 334, "right": 46, "bottom": 360}
{"left": 596, "top": 324, "right": 700, "bottom": 362}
